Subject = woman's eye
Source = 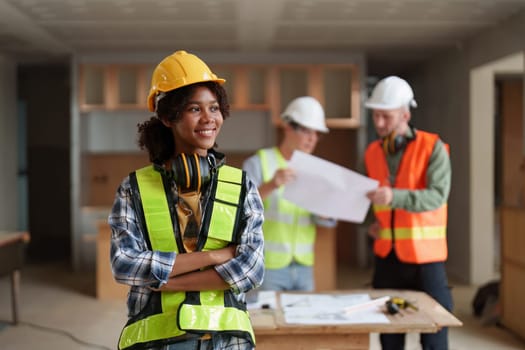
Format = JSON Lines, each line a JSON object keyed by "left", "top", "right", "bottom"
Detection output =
{"left": 188, "top": 106, "right": 200, "bottom": 112}
{"left": 210, "top": 105, "right": 220, "bottom": 112}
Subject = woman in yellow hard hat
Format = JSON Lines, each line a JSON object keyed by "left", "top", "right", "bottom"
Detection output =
{"left": 109, "top": 50, "right": 265, "bottom": 350}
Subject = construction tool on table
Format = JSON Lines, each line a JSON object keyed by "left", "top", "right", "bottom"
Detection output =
{"left": 385, "top": 297, "right": 419, "bottom": 315}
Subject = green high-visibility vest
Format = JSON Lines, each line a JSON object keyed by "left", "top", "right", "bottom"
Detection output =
{"left": 118, "top": 164, "right": 255, "bottom": 350}
{"left": 258, "top": 148, "right": 316, "bottom": 269}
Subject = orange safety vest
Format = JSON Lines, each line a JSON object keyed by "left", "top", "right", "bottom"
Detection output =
{"left": 364, "top": 130, "right": 448, "bottom": 264}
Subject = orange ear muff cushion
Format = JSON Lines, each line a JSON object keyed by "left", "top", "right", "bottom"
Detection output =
{"left": 180, "top": 153, "right": 191, "bottom": 189}
{"left": 193, "top": 153, "right": 202, "bottom": 192}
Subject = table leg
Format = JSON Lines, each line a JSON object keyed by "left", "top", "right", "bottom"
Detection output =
{"left": 10, "top": 270, "right": 20, "bottom": 325}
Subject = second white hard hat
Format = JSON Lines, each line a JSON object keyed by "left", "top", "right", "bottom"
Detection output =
{"left": 365, "top": 76, "right": 417, "bottom": 110}
{"left": 281, "top": 96, "right": 329, "bottom": 133}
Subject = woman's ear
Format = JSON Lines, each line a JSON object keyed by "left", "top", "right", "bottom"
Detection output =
{"left": 159, "top": 115, "right": 172, "bottom": 128}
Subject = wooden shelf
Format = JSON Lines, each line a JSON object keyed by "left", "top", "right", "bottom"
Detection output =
{"left": 79, "top": 64, "right": 151, "bottom": 111}
{"left": 78, "top": 62, "right": 362, "bottom": 129}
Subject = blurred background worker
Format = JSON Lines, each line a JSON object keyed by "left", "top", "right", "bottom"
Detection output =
{"left": 243, "top": 96, "right": 336, "bottom": 291}
{"left": 364, "top": 76, "right": 453, "bottom": 350}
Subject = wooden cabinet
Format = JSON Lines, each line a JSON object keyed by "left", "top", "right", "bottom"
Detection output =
{"left": 275, "top": 64, "right": 360, "bottom": 128}
{"left": 78, "top": 63, "right": 361, "bottom": 128}
{"left": 500, "top": 207, "right": 525, "bottom": 339}
{"left": 314, "top": 226, "right": 337, "bottom": 291}
{"left": 82, "top": 153, "right": 149, "bottom": 207}
{"left": 97, "top": 222, "right": 128, "bottom": 299}
{"left": 322, "top": 65, "right": 360, "bottom": 128}
{"left": 213, "top": 64, "right": 361, "bottom": 129}
{"left": 498, "top": 80, "right": 525, "bottom": 341}
{"left": 278, "top": 66, "right": 309, "bottom": 107}
{"left": 79, "top": 64, "right": 151, "bottom": 111}
{"left": 80, "top": 65, "right": 106, "bottom": 107}
{"left": 212, "top": 65, "right": 274, "bottom": 111}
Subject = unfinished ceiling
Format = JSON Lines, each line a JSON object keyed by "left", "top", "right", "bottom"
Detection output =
{"left": 1, "top": 0, "right": 525, "bottom": 73}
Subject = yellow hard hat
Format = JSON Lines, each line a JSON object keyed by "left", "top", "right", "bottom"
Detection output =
{"left": 147, "top": 50, "right": 225, "bottom": 112}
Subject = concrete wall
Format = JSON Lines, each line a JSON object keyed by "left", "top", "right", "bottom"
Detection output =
{"left": 0, "top": 55, "right": 19, "bottom": 230}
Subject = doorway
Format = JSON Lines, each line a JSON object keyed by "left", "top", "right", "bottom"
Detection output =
{"left": 469, "top": 52, "right": 523, "bottom": 284}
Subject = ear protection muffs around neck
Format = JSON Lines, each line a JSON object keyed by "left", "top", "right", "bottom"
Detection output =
{"left": 172, "top": 153, "right": 212, "bottom": 193}
{"left": 382, "top": 125, "right": 416, "bottom": 155}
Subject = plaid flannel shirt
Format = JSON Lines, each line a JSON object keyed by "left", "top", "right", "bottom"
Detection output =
{"left": 108, "top": 164, "right": 265, "bottom": 318}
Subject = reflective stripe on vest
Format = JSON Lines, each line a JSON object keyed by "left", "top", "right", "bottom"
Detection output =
{"left": 178, "top": 166, "right": 254, "bottom": 343}
{"left": 258, "top": 148, "right": 315, "bottom": 269}
{"left": 364, "top": 131, "right": 448, "bottom": 264}
{"left": 118, "top": 165, "right": 254, "bottom": 350}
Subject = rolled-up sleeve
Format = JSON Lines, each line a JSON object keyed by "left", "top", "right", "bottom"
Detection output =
{"left": 214, "top": 177, "right": 265, "bottom": 293}
{"left": 108, "top": 177, "right": 175, "bottom": 289}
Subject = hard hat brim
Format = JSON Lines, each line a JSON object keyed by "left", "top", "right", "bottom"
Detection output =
{"left": 364, "top": 101, "right": 403, "bottom": 110}
{"left": 312, "top": 125, "right": 330, "bottom": 133}
{"left": 285, "top": 118, "right": 329, "bottom": 133}
{"left": 364, "top": 100, "right": 417, "bottom": 110}
{"left": 147, "top": 78, "right": 226, "bottom": 112}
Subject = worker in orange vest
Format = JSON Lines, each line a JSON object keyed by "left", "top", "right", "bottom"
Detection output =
{"left": 364, "top": 76, "right": 453, "bottom": 350}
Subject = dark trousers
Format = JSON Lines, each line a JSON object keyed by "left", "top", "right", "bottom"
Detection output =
{"left": 372, "top": 252, "right": 453, "bottom": 350}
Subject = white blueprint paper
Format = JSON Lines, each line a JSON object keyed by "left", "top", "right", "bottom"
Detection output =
{"left": 280, "top": 293, "right": 390, "bottom": 325}
{"left": 282, "top": 151, "right": 379, "bottom": 223}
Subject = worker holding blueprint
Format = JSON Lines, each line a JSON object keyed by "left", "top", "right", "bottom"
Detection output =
{"left": 364, "top": 76, "right": 453, "bottom": 350}
{"left": 243, "top": 96, "right": 337, "bottom": 292}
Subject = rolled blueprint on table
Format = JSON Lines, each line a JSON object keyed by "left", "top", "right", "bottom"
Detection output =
{"left": 282, "top": 150, "right": 379, "bottom": 223}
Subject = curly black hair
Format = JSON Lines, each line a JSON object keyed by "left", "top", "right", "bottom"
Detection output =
{"left": 137, "top": 81, "right": 230, "bottom": 164}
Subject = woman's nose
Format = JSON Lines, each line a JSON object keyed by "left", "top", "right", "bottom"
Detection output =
{"left": 201, "top": 109, "right": 213, "bottom": 122}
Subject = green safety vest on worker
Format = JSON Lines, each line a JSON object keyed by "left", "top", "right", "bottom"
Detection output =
{"left": 258, "top": 147, "right": 316, "bottom": 269}
{"left": 118, "top": 164, "right": 255, "bottom": 350}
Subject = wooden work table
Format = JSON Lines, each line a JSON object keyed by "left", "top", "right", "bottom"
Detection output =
{"left": 0, "top": 231, "right": 30, "bottom": 325}
{"left": 250, "top": 290, "right": 462, "bottom": 350}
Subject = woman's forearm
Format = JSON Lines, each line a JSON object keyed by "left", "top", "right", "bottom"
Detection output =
{"left": 161, "top": 268, "right": 229, "bottom": 291}
{"left": 169, "top": 246, "right": 235, "bottom": 277}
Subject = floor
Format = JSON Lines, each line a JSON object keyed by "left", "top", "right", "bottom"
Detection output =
{"left": 0, "top": 261, "right": 524, "bottom": 350}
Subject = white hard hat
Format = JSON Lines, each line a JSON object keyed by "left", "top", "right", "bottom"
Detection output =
{"left": 365, "top": 76, "right": 417, "bottom": 110}
{"left": 281, "top": 96, "right": 329, "bottom": 133}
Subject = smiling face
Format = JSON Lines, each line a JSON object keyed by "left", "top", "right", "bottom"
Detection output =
{"left": 161, "top": 85, "right": 223, "bottom": 156}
